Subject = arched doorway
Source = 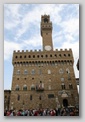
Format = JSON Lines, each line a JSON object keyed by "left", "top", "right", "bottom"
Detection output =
{"left": 63, "top": 99, "right": 68, "bottom": 107}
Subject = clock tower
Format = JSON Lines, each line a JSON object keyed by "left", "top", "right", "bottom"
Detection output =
{"left": 41, "top": 15, "right": 53, "bottom": 51}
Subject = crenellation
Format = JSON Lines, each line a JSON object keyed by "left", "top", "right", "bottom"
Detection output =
{"left": 26, "top": 50, "right": 28, "bottom": 52}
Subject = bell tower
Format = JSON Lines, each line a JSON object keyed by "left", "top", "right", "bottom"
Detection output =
{"left": 41, "top": 15, "right": 53, "bottom": 51}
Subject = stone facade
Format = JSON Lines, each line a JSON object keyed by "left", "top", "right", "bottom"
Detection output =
{"left": 4, "top": 90, "right": 11, "bottom": 110}
{"left": 9, "top": 15, "right": 79, "bottom": 110}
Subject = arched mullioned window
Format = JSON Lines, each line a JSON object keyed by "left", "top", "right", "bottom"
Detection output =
{"left": 23, "top": 85, "right": 27, "bottom": 91}
{"left": 16, "top": 70, "right": 20, "bottom": 75}
{"left": 31, "top": 84, "right": 35, "bottom": 90}
{"left": 61, "top": 83, "right": 65, "bottom": 90}
{"left": 24, "top": 69, "right": 28, "bottom": 75}
{"left": 69, "top": 83, "right": 73, "bottom": 89}
{"left": 16, "top": 85, "right": 19, "bottom": 91}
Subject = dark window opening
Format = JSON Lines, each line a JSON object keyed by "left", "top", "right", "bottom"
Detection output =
{"left": 30, "top": 95, "right": 32, "bottom": 100}
{"left": 68, "top": 54, "right": 70, "bottom": 56}
{"left": 48, "top": 94, "right": 54, "bottom": 98}
{"left": 17, "top": 94, "right": 20, "bottom": 101}
{"left": 61, "top": 84, "right": 65, "bottom": 89}
{"left": 50, "top": 54, "right": 52, "bottom": 57}
{"left": 33, "top": 55, "right": 35, "bottom": 58}
{"left": 64, "top": 54, "right": 66, "bottom": 57}
{"left": 15, "top": 56, "right": 18, "bottom": 58}
{"left": 24, "top": 55, "right": 26, "bottom": 58}
{"left": 20, "top": 56, "right": 22, "bottom": 58}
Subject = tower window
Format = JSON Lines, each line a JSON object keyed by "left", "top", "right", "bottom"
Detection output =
{"left": 50, "top": 54, "right": 52, "bottom": 57}
{"left": 37, "top": 55, "right": 39, "bottom": 58}
{"left": 45, "top": 55, "right": 48, "bottom": 57}
{"left": 39, "top": 95, "right": 42, "bottom": 100}
{"left": 20, "top": 56, "right": 22, "bottom": 58}
{"left": 41, "top": 55, "right": 43, "bottom": 58}
{"left": 33, "top": 55, "right": 35, "bottom": 58}
{"left": 28, "top": 55, "right": 31, "bottom": 58}
{"left": 24, "top": 55, "right": 26, "bottom": 58}
{"left": 64, "top": 54, "right": 66, "bottom": 57}
{"left": 15, "top": 56, "right": 18, "bottom": 58}
{"left": 68, "top": 54, "right": 71, "bottom": 56}
{"left": 55, "top": 54, "right": 57, "bottom": 57}
{"left": 59, "top": 54, "right": 62, "bottom": 57}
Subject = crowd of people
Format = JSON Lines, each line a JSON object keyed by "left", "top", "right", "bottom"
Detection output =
{"left": 4, "top": 106, "right": 79, "bottom": 116}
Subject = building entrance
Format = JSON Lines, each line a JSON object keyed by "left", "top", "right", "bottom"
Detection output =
{"left": 63, "top": 99, "right": 68, "bottom": 107}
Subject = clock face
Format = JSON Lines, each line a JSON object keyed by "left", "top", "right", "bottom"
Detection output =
{"left": 45, "top": 45, "right": 52, "bottom": 51}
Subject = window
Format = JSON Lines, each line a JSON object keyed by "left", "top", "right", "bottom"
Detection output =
{"left": 24, "top": 55, "right": 26, "bottom": 58}
{"left": 64, "top": 54, "right": 66, "bottom": 57}
{"left": 15, "top": 56, "right": 18, "bottom": 58}
{"left": 31, "top": 69, "right": 35, "bottom": 75}
{"left": 16, "top": 85, "right": 19, "bottom": 91}
{"left": 28, "top": 55, "right": 31, "bottom": 58}
{"left": 24, "top": 69, "right": 28, "bottom": 75}
{"left": 48, "top": 94, "right": 54, "bottom": 98}
{"left": 31, "top": 84, "right": 35, "bottom": 90}
{"left": 61, "top": 83, "right": 65, "bottom": 89}
{"left": 17, "top": 94, "right": 20, "bottom": 101}
{"left": 48, "top": 85, "right": 51, "bottom": 90}
{"left": 66, "top": 68, "right": 70, "bottom": 74}
{"left": 45, "top": 55, "right": 48, "bottom": 57}
{"left": 68, "top": 54, "right": 70, "bottom": 57}
{"left": 20, "top": 56, "right": 22, "bottom": 58}
{"left": 23, "top": 85, "right": 27, "bottom": 91}
{"left": 69, "top": 84, "right": 73, "bottom": 89}
{"left": 41, "top": 55, "right": 43, "bottom": 58}
{"left": 33, "top": 55, "right": 35, "bottom": 58}
{"left": 55, "top": 54, "right": 57, "bottom": 57}
{"left": 39, "top": 95, "right": 41, "bottom": 100}
{"left": 48, "top": 69, "right": 51, "bottom": 74}
{"left": 39, "top": 69, "right": 42, "bottom": 75}
{"left": 61, "top": 78, "right": 64, "bottom": 82}
{"left": 30, "top": 95, "right": 32, "bottom": 100}
{"left": 16, "top": 70, "right": 20, "bottom": 75}
{"left": 37, "top": 55, "right": 39, "bottom": 58}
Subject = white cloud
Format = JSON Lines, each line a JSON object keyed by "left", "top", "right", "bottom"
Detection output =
{"left": 4, "top": 4, "right": 21, "bottom": 30}
{"left": 60, "top": 18, "right": 79, "bottom": 36}
{"left": 4, "top": 40, "right": 23, "bottom": 60}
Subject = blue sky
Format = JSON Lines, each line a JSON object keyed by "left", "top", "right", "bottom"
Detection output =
{"left": 4, "top": 4, "right": 79, "bottom": 90}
